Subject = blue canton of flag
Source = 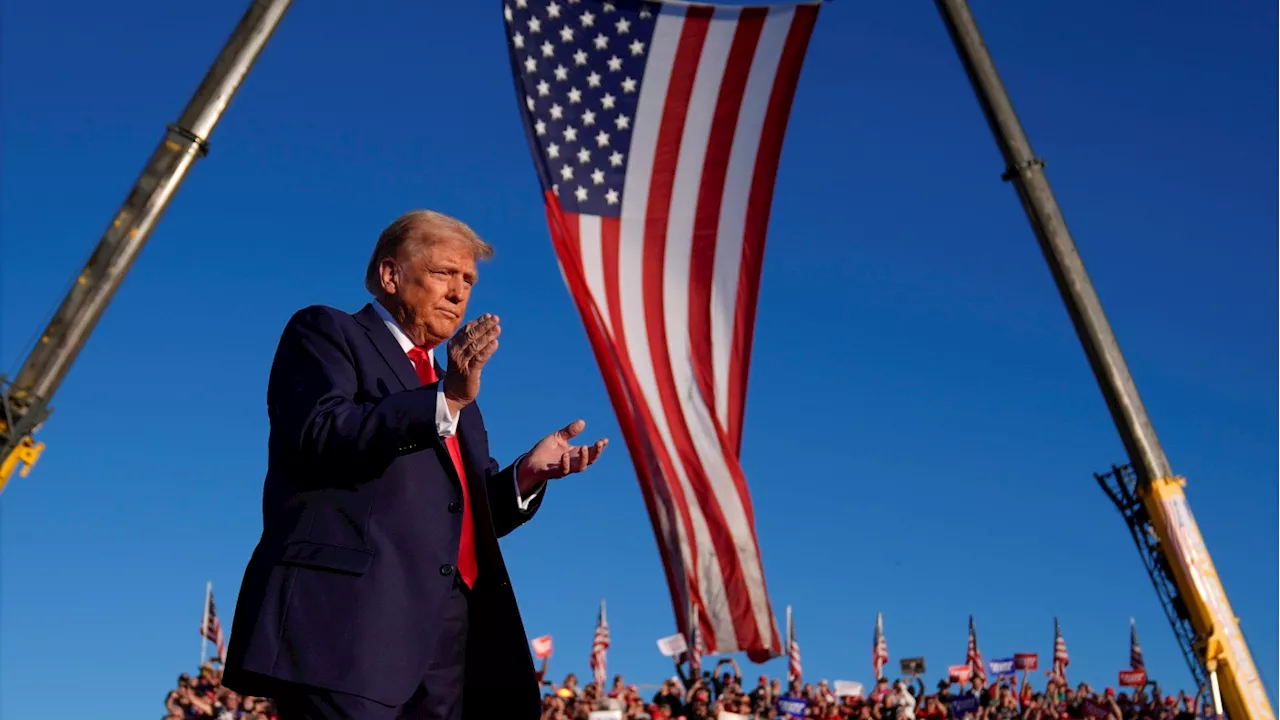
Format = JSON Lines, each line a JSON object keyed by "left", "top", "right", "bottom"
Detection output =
{"left": 506, "top": 0, "right": 659, "bottom": 216}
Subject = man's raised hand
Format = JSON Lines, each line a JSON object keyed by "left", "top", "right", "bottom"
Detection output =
{"left": 443, "top": 314, "right": 500, "bottom": 414}
{"left": 516, "top": 419, "right": 608, "bottom": 493}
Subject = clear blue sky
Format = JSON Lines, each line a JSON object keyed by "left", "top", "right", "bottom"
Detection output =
{"left": 1, "top": 1, "right": 1275, "bottom": 718}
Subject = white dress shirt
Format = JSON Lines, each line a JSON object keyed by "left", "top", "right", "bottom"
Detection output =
{"left": 371, "top": 301, "right": 538, "bottom": 511}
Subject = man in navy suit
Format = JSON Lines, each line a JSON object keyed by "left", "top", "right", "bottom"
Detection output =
{"left": 223, "top": 210, "right": 608, "bottom": 720}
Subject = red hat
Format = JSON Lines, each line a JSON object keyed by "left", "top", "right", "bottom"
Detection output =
{"left": 1105, "top": 688, "right": 1116, "bottom": 697}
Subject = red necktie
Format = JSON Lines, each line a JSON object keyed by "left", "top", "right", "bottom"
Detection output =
{"left": 407, "top": 347, "right": 477, "bottom": 589}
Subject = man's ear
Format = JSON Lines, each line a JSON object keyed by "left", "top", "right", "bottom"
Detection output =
{"left": 379, "top": 257, "right": 400, "bottom": 295}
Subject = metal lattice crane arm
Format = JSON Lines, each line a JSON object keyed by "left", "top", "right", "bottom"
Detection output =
{"left": 0, "top": 0, "right": 293, "bottom": 495}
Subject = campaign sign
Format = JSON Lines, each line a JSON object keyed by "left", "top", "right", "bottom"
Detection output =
{"left": 901, "top": 657, "right": 927, "bottom": 676}
{"left": 656, "top": 633, "right": 688, "bottom": 657}
{"left": 1119, "top": 669, "right": 1147, "bottom": 688}
{"left": 949, "top": 695, "right": 981, "bottom": 717}
{"left": 1014, "top": 653, "right": 1039, "bottom": 671}
{"left": 531, "top": 635, "right": 553, "bottom": 659}
{"left": 948, "top": 665, "right": 972, "bottom": 684}
{"left": 988, "top": 658, "right": 1017, "bottom": 679}
{"left": 777, "top": 695, "right": 809, "bottom": 719}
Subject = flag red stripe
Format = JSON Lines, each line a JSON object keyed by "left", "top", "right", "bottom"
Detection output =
{"left": 687, "top": 8, "right": 767, "bottom": 436}
{"left": 541, "top": 198, "right": 691, "bottom": 624}
{"left": 641, "top": 6, "right": 728, "bottom": 653}
{"left": 727, "top": 4, "right": 819, "bottom": 451}
{"left": 642, "top": 6, "right": 766, "bottom": 655}
{"left": 592, "top": 209, "right": 706, "bottom": 627}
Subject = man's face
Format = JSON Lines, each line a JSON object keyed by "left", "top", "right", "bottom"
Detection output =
{"left": 381, "top": 232, "right": 477, "bottom": 347}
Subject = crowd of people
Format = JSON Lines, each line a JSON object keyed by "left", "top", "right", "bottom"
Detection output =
{"left": 161, "top": 661, "right": 276, "bottom": 720}
{"left": 531, "top": 658, "right": 1218, "bottom": 720}
{"left": 162, "top": 656, "right": 1216, "bottom": 720}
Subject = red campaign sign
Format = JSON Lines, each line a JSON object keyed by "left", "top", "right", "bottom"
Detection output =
{"left": 949, "top": 665, "right": 972, "bottom": 683}
{"left": 1014, "top": 653, "right": 1039, "bottom": 671}
{"left": 531, "top": 635, "right": 554, "bottom": 659}
{"left": 1119, "top": 669, "right": 1147, "bottom": 688}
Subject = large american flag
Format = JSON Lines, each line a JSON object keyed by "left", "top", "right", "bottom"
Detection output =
{"left": 1052, "top": 617, "right": 1070, "bottom": 682}
{"left": 873, "top": 611, "right": 889, "bottom": 680}
{"left": 503, "top": 0, "right": 818, "bottom": 661}
{"left": 590, "top": 599, "right": 610, "bottom": 688}
{"left": 786, "top": 605, "right": 802, "bottom": 685}
{"left": 201, "top": 590, "right": 226, "bottom": 663}
{"left": 967, "top": 615, "right": 986, "bottom": 684}
{"left": 1129, "top": 617, "right": 1144, "bottom": 670}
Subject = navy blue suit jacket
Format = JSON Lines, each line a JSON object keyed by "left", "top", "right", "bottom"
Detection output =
{"left": 224, "top": 303, "right": 544, "bottom": 718}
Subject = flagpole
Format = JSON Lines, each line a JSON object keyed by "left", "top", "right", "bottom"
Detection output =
{"left": 200, "top": 581, "right": 211, "bottom": 668}
{"left": 932, "top": 0, "right": 1173, "bottom": 488}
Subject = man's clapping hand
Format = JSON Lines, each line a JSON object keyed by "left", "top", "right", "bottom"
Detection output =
{"left": 517, "top": 419, "right": 608, "bottom": 493}
{"left": 443, "top": 314, "right": 500, "bottom": 415}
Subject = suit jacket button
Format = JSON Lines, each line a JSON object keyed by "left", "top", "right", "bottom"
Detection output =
{"left": 448, "top": 501, "right": 462, "bottom": 514}
{"left": 439, "top": 564, "right": 454, "bottom": 576}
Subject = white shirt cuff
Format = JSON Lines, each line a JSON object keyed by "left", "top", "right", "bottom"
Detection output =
{"left": 513, "top": 453, "right": 540, "bottom": 512}
{"left": 435, "top": 382, "right": 460, "bottom": 438}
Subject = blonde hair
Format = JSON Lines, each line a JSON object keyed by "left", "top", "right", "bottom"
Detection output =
{"left": 364, "top": 210, "right": 494, "bottom": 295}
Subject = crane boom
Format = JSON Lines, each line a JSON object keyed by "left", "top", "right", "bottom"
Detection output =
{"left": 934, "top": 2, "right": 1274, "bottom": 718}
{"left": 0, "top": 0, "right": 293, "bottom": 495}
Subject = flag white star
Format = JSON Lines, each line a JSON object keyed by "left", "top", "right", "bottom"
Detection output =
{"left": 516, "top": 0, "right": 527, "bottom": 7}
{"left": 535, "top": 119, "right": 547, "bottom": 136}
{"left": 577, "top": 147, "right": 592, "bottom": 164}
{"left": 629, "top": 39, "right": 645, "bottom": 56}
{"left": 567, "top": 87, "right": 583, "bottom": 103}
{"left": 605, "top": 188, "right": 620, "bottom": 205}
{"left": 513, "top": 32, "right": 525, "bottom": 49}
{"left": 550, "top": 103, "right": 564, "bottom": 120}
{"left": 607, "top": 55, "right": 623, "bottom": 72}
{"left": 601, "top": 93, "right": 617, "bottom": 109}
{"left": 595, "top": 130, "right": 611, "bottom": 147}
{"left": 547, "top": 142, "right": 561, "bottom": 159}
{"left": 504, "top": 5, "right": 513, "bottom": 22}
{"left": 541, "top": 40, "right": 555, "bottom": 57}
{"left": 554, "top": 64, "right": 569, "bottom": 81}
{"left": 560, "top": 164, "right": 575, "bottom": 181}
{"left": 563, "top": 125, "right": 578, "bottom": 142}
{"left": 586, "top": 71, "right": 602, "bottom": 88}
{"left": 524, "top": 56, "right": 537, "bottom": 73}
{"left": 581, "top": 109, "right": 597, "bottom": 126}
{"left": 615, "top": 18, "right": 631, "bottom": 34}
{"left": 580, "top": 11, "right": 595, "bottom": 26}
{"left": 602, "top": 2, "right": 616, "bottom": 11}
{"left": 639, "top": 5, "right": 653, "bottom": 19}
{"left": 536, "top": 79, "right": 551, "bottom": 96}
{"left": 527, "top": 16, "right": 541, "bottom": 33}
{"left": 575, "top": 186, "right": 589, "bottom": 202}
{"left": 546, "top": 1, "right": 562, "bottom": 18}
{"left": 526, "top": 95, "right": 536, "bottom": 111}
{"left": 559, "top": 26, "right": 575, "bottom": 42}
{"left": 608, "top": 151, "right": 624, "bottom": 167}
{"left": 591, "top": 168, "right": 605, "bottom": 185}
{"left": 573, "top": 48, "right": 588, "bottom": 65}
{"left": 614, "top": 114, "right": 630, "bottom": 130}
{"left": 552, "top": 183, "right": 559, "bottom": 195}
{"left": 593, "top": 33, "right": 609, "bottom": 50}
{"left": 621, "top": 76, "right": 637, "bottom": 93}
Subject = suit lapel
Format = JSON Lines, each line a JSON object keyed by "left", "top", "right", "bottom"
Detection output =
{"left": 352, "top": 303, "right": 420, "bottom": 391}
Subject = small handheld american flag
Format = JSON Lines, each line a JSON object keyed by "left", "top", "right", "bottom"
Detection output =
{"left": 200, "top": 586, "right": 226, "bottom": 663}
{"left": 873, "top": 612, "right": 889, "bottom": 681}
{"left": 502, "top": 0, "right": 819, "bottom": 662}
{"left": 589, "top": 599, "right": 610, "bottom": 689}
{"left": 967, "top": 615, "right": 986, "bottom": 684}
{"left": 786, "top": 604, "right": 801, "bottom": 685}
{"left": 1129, "top": 617, "right": 1144, "bottom": 670}
{"left": 1052, "top": 617, "right": 1070, "bottom": 683}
